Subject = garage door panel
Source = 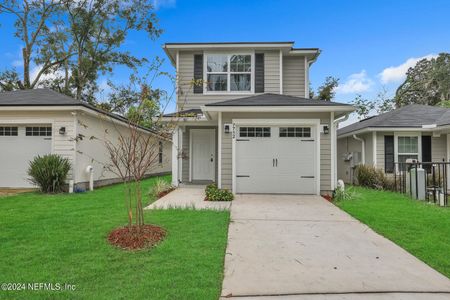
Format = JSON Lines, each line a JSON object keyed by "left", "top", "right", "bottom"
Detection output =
{"left": 0, "top": 125, "right": 52, "bottom": 188}
{"left": 235, "top": 124, "right": 317, "bottom": 194}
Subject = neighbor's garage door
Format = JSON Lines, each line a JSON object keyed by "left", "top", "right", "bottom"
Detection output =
{"left": 0, "top": 125, "right": 52, "bottom": 188}
{"left": 235, "top": 126, "right": 317, "bottom": 194}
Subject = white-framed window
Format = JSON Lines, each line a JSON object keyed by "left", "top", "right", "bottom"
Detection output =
{"left": 26, "top": 126, "right": 52, "bottom": 137}
{"left": 205, "top": 53, "right": 254, "bottom": 93}
{"left": 394, "top": 133, "right": 422, "bottom": 163}
{"left": 279, "top": 127, "right": 311, "bottom": 138}
{"left": 0, "top": 126, "right": 18, "bottom": 136}
{"left": 239, "top": 127, "right": 271, "bottom": 138}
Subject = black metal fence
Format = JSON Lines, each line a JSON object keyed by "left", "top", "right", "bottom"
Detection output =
{"left": 394, "top": 161, "right": 449, "bottom": 206}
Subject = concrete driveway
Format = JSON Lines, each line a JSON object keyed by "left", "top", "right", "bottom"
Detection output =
{"left": 221, "top": 194, "right": 450, "bottom": 299}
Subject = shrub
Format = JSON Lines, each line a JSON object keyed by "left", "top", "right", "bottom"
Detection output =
{"left": 205, "top": 184, "right": 234, "bottom": 201}
{"left": 355, "top": 164, "right": 396, "bottom": 191}
{"left": 151, "top": 178, "right": 174, "bottom": 198}
{"left": 28, "top": 154, "right": 71, "bottom": 193}
{"left": 333, "top": 187, "right": 357, "bottom": 202}
{"left": 355, "top": 164, "right": 385, "bottom": 189}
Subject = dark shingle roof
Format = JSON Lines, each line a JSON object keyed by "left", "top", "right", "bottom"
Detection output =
{"left": 162, "top": 108, "right": 203, "bottom": 117}
{"left": 338, "top": 104, "right": 450, "bottom": 136}
{"left": 0, "top": 88, "right": 82, "bottom": 106}
{"left": 205, "top": 93, "right": 351, "bottom": 107}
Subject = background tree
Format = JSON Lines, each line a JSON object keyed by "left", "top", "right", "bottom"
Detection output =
{"left": 0, "top": 0, "right": 68, "bottom": 89}
{"left": 316, "top": 76, "right": 339, "bottom": 101}
{"left": 395, "top": 53, "right": 450, "bottom": 107}
{"left": 351, "top": 94, "right": 376, "bottom": 120}
{"left": 0, "top": 0, "right": 162, "bottom": 104}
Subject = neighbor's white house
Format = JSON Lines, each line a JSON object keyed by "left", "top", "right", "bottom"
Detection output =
{"left": 162, "top": 41, "right": 355, "bottom": 195}
{"left": 0, "top": 89, "right": 171, "bottom": 189}
{"left": 337, "top": 104, "right": 450, "bottom": 183}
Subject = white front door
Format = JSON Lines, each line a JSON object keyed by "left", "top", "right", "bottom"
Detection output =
{"left": 191, "top": 129, "right": 215, "bottom": 181}
{"left": 235, "top": 126, "right": 317, "bottom": 194}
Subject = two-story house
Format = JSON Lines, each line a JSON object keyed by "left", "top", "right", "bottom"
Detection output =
{"left": 162, "top": 41, "right": 354, "bottom": 195}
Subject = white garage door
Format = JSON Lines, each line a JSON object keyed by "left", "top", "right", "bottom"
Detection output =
{"left": 0, "top": 125, "right": 52, "bottom": 188}
{"left": 235, "top": 125, "right": 317, "bottom": 194}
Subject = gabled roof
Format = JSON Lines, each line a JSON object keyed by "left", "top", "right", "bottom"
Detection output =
{"left": 337, "top": 104, "right": 450, "bottom": 136}
{"left": 0, "top": 88, "right": 157, "bottom": 134}
{"left": 204, "top": 93, "right": 352, "bottom": 107}
{"left": 162, "top": 41, "right": 320, "bottom": 65}
{"left": 0, "top": 88, "right": 82, "bottom": 106}
{"left": 162, "top": 108, "right": 202, "bottom": 117}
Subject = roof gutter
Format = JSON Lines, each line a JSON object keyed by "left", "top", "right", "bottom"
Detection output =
{"left": 352, "top": 134, "right": 365, "bottom": 164}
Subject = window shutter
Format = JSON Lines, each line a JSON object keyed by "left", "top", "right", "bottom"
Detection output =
{"left": 193, "top": 54, "right": 203, "bottom": 94}
{"left": 384, "top": 136, "right": 394, "bottom": 173}
{"left": 422, "top": 135, "right": 432, "bottom": 172}
{"left": 255, "top": 53, "right": 265, "bottom": 93}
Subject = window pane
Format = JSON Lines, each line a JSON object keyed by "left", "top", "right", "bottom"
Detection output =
{"left": 207, "top": 55, "right": 228, "bottom": 72}
{"left": 207, "top": 74, "right": 227, "bottom": 91}
{"left": 398, "top": 136, "right": 418, "bottom": 153}
{"left": 230, "top": 55, "right": 251, "bottom": 72}
{"left": 230, "top": 74, "right": 251, "bottom": 91}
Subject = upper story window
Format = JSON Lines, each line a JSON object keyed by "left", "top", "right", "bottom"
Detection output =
{"left": 206, "top": 54, "right": 253, "bottom": 93}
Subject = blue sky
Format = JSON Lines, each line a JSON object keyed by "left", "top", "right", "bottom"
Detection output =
{"left": 1, "top": 0, "right": 450, "bottom": 124}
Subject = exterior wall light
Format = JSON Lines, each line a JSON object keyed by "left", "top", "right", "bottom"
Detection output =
{"left": 323, "top": 125, "right": 329, "bottom": 134}
{"left": 59, "top": 127, "right": 66, "bottom": 135}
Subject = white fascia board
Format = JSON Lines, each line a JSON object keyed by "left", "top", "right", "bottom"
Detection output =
{"left": 202, "top": 105, "right": 355, "bottom": 113}
{"left": 164, "top": 43, "right": 294, "bottom": 50}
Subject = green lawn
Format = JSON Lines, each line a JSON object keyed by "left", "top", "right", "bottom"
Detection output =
{"left": 0, "top": 176, "right": 230, "bottom": 299}
{"left": 336, "top": 186, "right": 450, "bottom": 278}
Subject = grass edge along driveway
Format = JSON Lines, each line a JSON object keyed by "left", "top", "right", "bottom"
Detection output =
{"left": 0, "top": 175, "right": 230, "bottom": 300}
{"left": 336, "top": 186, "right": 450, "bottom": 279}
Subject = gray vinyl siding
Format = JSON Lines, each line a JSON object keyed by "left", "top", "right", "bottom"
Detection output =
{"left": 177, "top": 50, "right": 281, "bottom": 110}
{"left": 431, "top": 134, "right": 447, "bottom": 162}
{"left": 221, "top": 112, "right": 332, "bottom": 193}
{"left": 282, "top": 56, "right": 306, "bottom": 97}
{"left": 264, "top": 50, "right": 280, "bottom": 93}
{"left": 376, "top": 132, "right": 388, "bottom": 171}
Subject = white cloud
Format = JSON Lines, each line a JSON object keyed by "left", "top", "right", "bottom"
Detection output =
{"left": 30, "top": 64, "right": 68, "bottom": 85}
{"left": 379, "top": 54, "right": 437, "bottom": 84}
{"left": 11, "top": 59, "right": 23, "bottom": 67}
{"left": 153, "top": 0, "right": 176, "bottom": 9}
{"left": 335, "top": 70, "right": 373, "bottom": 94}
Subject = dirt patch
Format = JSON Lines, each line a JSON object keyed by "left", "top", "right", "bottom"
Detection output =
{"left": 0, "top": 189, "right": 36, "bottom": 197}
{"left": 108, "top": 224, "right": 166, "bottom": 251}
{"left": 157, "top": 188, "right": 175, "bottom": 199}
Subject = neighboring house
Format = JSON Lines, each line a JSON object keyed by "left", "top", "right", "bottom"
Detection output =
{"left": 337, "top": 104, "right": 450, "bottom": 183}
{"left": 0, "top": 89, "right": 171, "bottom": 189}
{"left": 162, "top": 41, "right": 354, "bottom": 195}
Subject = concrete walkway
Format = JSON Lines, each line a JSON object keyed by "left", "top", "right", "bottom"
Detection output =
{"left": 145, "top": 186, "right": 231, "bottom": 210}
{"left": 221, "top": 194, "right": 450, "bottom": 299}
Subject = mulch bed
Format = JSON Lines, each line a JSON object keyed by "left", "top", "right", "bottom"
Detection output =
{"left": 322, "top": 195, "right": 333, "bottom": 202}
{"left": 157, "top": 188, "right": 175, "bottom": 199}
{"left": 108, "top": 224, "right": 166, "bottom": 251}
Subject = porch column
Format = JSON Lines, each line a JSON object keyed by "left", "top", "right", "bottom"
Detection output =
{"left": 373, "top": 132, "right": 377, "bottom": 167}
{"left": 171, "top": 126, "right": 179, "bottom": 186}
{"left": 330, "top": 112, "right": 336, "bottom": 191}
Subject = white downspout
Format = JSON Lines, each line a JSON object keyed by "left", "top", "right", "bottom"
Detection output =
{"left": 353, "top": 134, "right": 365, "bottom": 164}
{"left": 332, "top": 113, "right": 350, "bottom": 189}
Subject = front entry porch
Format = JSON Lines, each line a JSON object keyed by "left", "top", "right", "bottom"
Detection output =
{"left": 172, "top": 124, "right": 219, "bottom": 187}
